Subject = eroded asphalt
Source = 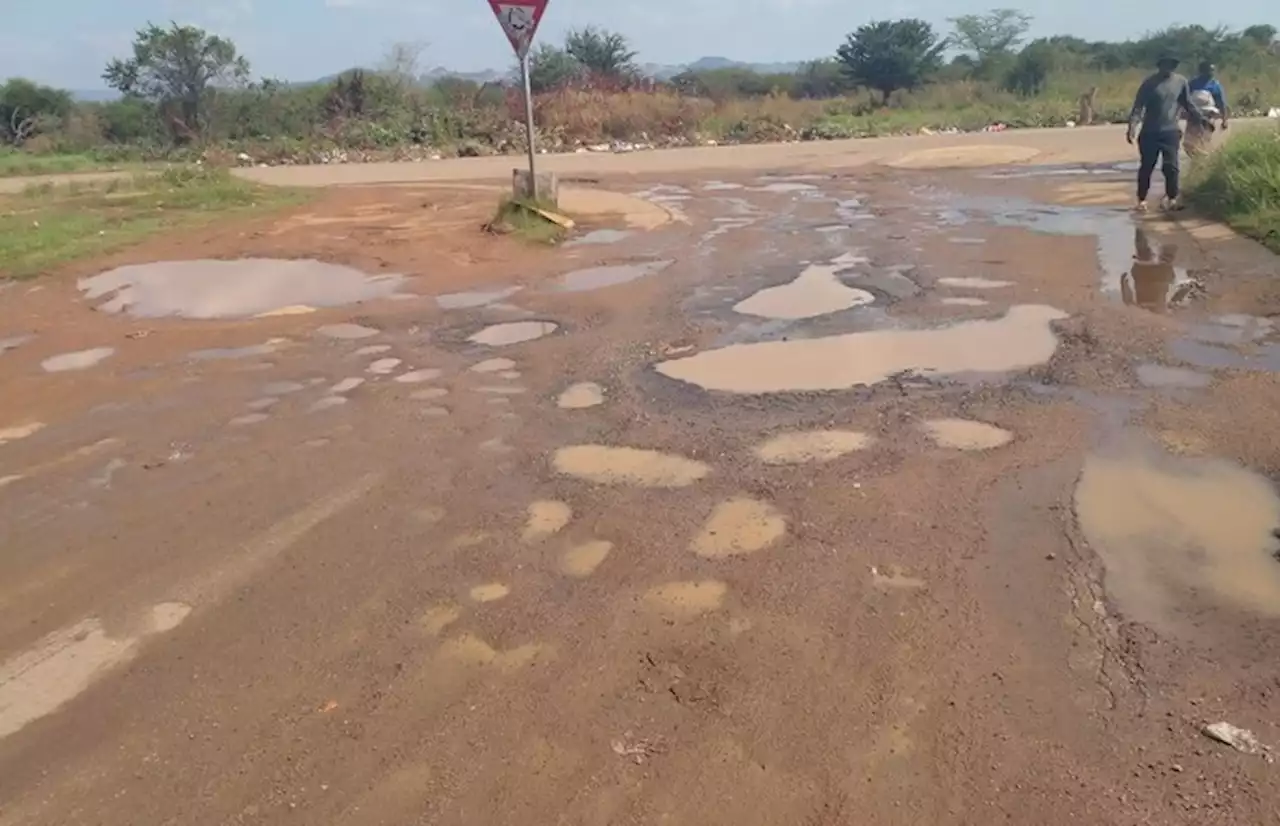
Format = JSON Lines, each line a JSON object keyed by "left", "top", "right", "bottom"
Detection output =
{"left": 3, "top": 152, "right": 1280, "bottom": 825}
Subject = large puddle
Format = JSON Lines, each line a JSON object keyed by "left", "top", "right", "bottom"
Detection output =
{"left": 733, "top": 263, "right": 875, "bottom": 320}
{"left": 1075, "top": 439, "right": 1280, "bottom": 627}
{"left": 1121, "top": 228, "right": 1193, "bottom": 313}
{"left": 79, "top": 259, "right": 405, "bottom": 319}
{"left": 656, "top": 304, "right": 1068, "bottom": 394}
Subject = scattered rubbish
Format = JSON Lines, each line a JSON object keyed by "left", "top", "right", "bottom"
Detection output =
{"left": 1202, "top": 722, "right": 1270, "bottom": 759}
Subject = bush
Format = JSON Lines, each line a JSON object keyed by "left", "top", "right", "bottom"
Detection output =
{"left": 1187, "top": 125, "right": 1280, "bottom": 251}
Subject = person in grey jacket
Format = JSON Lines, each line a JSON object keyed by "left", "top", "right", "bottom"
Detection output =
{"left": 1126, "top": 55, "right": 1210, "bottom": 212}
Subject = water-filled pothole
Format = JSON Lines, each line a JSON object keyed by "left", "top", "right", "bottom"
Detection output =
{"left": 656, "top": 304, "right": 1068, "bottom": 394}
{"left": 80, "top": 259, "right": 405, "bottom": 319}
{"left": 733, "top": 263, "right": 875, "bottom": 320}
{"left": 1075, "top": 436, "right": 1280, "bottom": 628}
{"left": 468, "top": 321, "right": 559, "bottom": 346}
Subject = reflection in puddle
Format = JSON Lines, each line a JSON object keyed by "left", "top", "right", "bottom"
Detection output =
{"left": 734, "top": 263, "right": 875, "bottom": 320}
{"left": 921, "top": 418, "right": 1012, "bottom": 450}
{"left": 754, "top": 430, "right": 873, "bottom": 464}
{"left": 41, "top": 347, "right": 115, "bottom": 373}
{"left": 940, "top": 297, "right": 989, "bottom": 307}
{"left": 436, "top": 286, "right": 522, "bottom": 310}
{"left": 1120, "top": 227, "right": 1192, "bottom": 313}
{"left": 756, "top": 182, "right": 818, "bottom": 194}
{"left": 555, "top": 260, "right": 673, "bottom": 292}
{"left": 657, "top": 305, "right": 1068, "bottom": 394}
{"left": 1075, "top": 438, "right": 1280, "bottom": 627}
{"left": 553, "top": 445, "right": 710, "bottom": 487}
{"left": 468, "top": 321, "right": 558, "bottom": 346}
{"left": 81, "top": 259, "right": 404, "bottom": 319}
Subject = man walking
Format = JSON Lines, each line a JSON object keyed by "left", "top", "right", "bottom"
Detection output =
{"left": 1126, "top": 56, "right": 1208, "bottom": 212}
{"left": 1190, "top": 61, "right": 1229, "bottom": 131}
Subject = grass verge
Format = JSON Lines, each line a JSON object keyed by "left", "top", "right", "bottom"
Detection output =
{"left": 486, "top": 197, "right": 572, "bottom": 244}
{"left": 0, "top": 147, "right": 150, "bottom": 178}
{"left": 0, "top": 166, "right": 309, "bottom": 279}
{"left": 1186, "top": 125, "right": 1280, "bottom": 254}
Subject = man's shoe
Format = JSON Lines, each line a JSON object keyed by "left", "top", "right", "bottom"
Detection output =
{"left": 1134, "top": 200, "right": 1148, "bottom": 213}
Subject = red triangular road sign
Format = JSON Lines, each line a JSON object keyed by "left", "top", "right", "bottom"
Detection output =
{"left": 488, "top": 0, "right": 549, "bottom": 60}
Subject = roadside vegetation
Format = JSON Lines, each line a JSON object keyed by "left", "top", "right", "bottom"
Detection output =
{"left": 2, "top": 16, "right": 1278, "bottom": 173}
{"left": 0, "top": 167, "right": 306, "bottom": 279}
{"left": 1186, "top": 124, "right": 1280, "bottom": 253}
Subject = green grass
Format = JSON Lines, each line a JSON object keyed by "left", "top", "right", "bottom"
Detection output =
{"left": 488, "top": 197, "right": 571, "bottom": 244}
{"left": 0, "top": 148, "right": 151, "bottom": 178}
{"left": 1186, "top": 124, "right": 1280, "bottom": 253}
{"left": 0, "top": 166, "right": 309, "bottom": 279}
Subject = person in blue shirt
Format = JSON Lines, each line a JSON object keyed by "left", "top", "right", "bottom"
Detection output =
{"left": 1190, "top": 61, "right": 1229, "bottom": 130}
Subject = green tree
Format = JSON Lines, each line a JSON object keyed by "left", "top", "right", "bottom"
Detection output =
{"left": 526, "top": 43, "right": 582, "bottom": 93}
{"left": 102, "top": 22, "right": 249, "bottom": 141}
{"left": 1004, "top": 40, "right": 1055, "bottom": 96}
{"left": 0, "top": 78, "right": 73, "bottom": 144}
{"left": 949, "top": 9, "right": 1033, "bottom": 61}
{"left": 793, "top": 59, "right": 848, "bottom": 99}
{"left": 564, "top": 26, "right": 638, "bottom": 80}
{"left": 836, "top": 19, "right": 946, "bottom": 102}
{"left": 1242, "top": 24, "right": 1277, "bottom": 46}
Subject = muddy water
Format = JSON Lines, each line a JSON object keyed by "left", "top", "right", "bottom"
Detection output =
{"left": 754, "top": 430, "right": 873, "bottom": 464}
{"left": 468, "top": 321, "right": 558, "bottom": 347}
{"left": 644, "top": 581, "right": 727, "bottom": 617}
{"left": 561, "top": 540, "right": 613, "bottom": 578}
{"left": 557, "top": 382, "right": 605, "bottom": 409}
{"left": 936, "top": 277, "right": 1012, "bottom": 290}
{"left": 657, "top": 305, "right": 1068, "bottom": 394}
{"left": 1075, "top": 439, "right": 1280, "bottom": 626}
{"left": 554, "top": 260, "right": 673, "bottom": 293}
{"left": 692, "top": 498, "right": 787, "bottom": 558}
{"left": 40, "top": 347, "right": 115, "bottom": 373}
{"left": 921, "top": 419, "right": 1013, "bottom": 450}
{"left": 188, "top": 342, "right": 281, "bottom": 361}
{"left": 553, "top": 445, "right": 710, "bottom": 488}
{"left": 469, "top": 583, "right": 510, "bottom": 603}
{"left": 470, "top": 358, "right": 516, "bottom": 373}
{"left": 1135, "top": 364, "right": 1211, "bottom": 389}
{"left": 80, "top": 259, "right": 404, "bottom": 319}
{"left": 318, "top": 323, "right": 380, "bottom": 340}
{"left": 733, "top": 264, "right": 875, "bottom": 320}
{"left": 521, "top": 500, "right": 573, "bottom": 543}
{"left": 940, "top": 297, "right": 989, "bottom": 307}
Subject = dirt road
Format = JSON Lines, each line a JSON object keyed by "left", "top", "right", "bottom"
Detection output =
{"left": 3, "top": 131, "right": 1280, "bottom": 825}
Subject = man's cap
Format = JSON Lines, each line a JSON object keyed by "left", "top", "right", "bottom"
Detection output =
{"left": 1157, "top": 55, "right": 1180, "bottom": 68}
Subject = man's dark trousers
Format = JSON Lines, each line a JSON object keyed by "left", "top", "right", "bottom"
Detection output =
{"left": 1137, "top": 128, "right": 1182, "bottom": 201}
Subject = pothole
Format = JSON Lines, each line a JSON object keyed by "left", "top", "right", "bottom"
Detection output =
{"left": 40, "top": 347, "right": 115, "bottom": 373}
{"left": 733, "top": 263, "right": 875, "bottom": 320}
{"left": 692, "top": 498, "right": 787, "bottom": 558}
{"left": 920, "top": 418, "right": 1012, "bottom": 450}
{"left": 656, "top": 305, "right": 1069, "bottom": 394}
{"left": 553, "top": 445, "right": 710, "bottom": 488}
{"left": 557, "top": 382, "right": 605, "bottom": 409}
{"left": 468, "top": 321, "right": 558, "bottom": 347}
{"left": 80, "top": 259, "right": 405, "bottom": 319}
{"left": 754, "top": 430, "right": 873, "bottom": 464}
{"left": 1075, "top": 438, "right": 1280, "bottom": 627}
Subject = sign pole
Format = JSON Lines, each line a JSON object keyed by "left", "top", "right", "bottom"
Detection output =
{"left": 521, "top": 50, "right": 537, "bottom": 201}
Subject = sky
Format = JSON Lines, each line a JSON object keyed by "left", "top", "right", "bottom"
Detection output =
{"left": 0, "top": 0, "right": 1273, "bottom": 89}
